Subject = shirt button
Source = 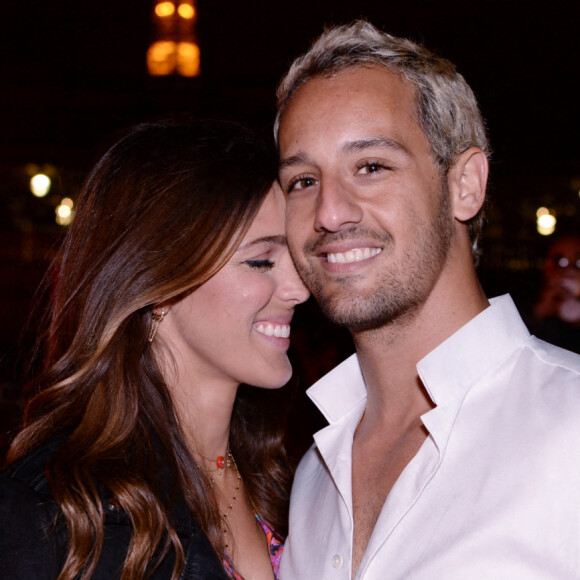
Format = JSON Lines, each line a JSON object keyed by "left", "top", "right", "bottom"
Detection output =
{"left": 332, "top": 554, "right": 343, "bottom": 568}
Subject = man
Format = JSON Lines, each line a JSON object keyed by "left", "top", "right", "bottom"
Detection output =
{"left": 531, "top": 232, "right": 580, "bottom": 353}
{"left": 275, "top": 20, "right": 580, "bottom": 579}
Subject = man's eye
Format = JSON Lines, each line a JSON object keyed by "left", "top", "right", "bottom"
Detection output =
{"left": 357, "top": 162, "right": 388, "bottom": 174}
{"left": 246, "top": 260, "right": 275, "bottom": 271}
{"left": 286, "top": 175, "right": 318, "bottom": 193}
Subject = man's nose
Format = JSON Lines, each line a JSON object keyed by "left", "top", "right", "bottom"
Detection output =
{"left": 314, "top": 179, "right": 363, "bottom": 233}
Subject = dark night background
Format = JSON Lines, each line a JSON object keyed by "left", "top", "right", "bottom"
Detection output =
{"left": 1, "top": 0, "right": 579, "bottom": 453}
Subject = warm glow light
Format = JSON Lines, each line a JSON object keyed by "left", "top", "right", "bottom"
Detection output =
{"left": 56, "top": 205, "right": 71, "bottom": 219}
{"left": 536, "top": 206, "right": 550, "bottom": 218}
{"left": 155, "top": 2, "right": 175, "bottom": 17}
{"left": 177, "top": 3, "right": 195, "bottom": 19}
{"left": 537, "top": 213, "right": 557, "bottom": 236}
{"left": 176, "top": 42, "right": 201, "bottom": 77}
{"left": 147, "top": 41, "right": 177, "bottom": 75}
{"left": 30, "top": 173, "right": 51, "bottom": 197}
{"left": 55, "top": 201, "right": 74, "bottom": 226}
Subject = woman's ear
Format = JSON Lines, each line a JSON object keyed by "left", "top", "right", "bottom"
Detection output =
{"left": 447, "top": 147, "right": 489, "bottom": 222}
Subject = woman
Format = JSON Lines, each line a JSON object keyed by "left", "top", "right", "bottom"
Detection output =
{"left": 0, "top": 118, "right": 309, "bottom": 580}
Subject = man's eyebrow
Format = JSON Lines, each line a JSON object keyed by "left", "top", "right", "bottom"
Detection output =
{"left": 279, "top": 153, "right": 309, "bottom": 171}
{"left": 237, "top": 235, "right": 286, "bottom": 251}
{"left": 343, "top": 137, "right": 411, "bottom": 156}
{"left": 279, "top": 137, "right": 411, "bottom": 171}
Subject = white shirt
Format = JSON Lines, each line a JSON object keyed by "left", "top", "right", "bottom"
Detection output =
{"left": 280, "top": 296, "right": 580, "bottom": 579}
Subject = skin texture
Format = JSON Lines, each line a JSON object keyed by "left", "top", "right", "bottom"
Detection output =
{"left": 278, "top": 65, "right": 490, "bottom": 576}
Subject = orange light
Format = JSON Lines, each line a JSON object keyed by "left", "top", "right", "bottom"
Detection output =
{"left": 177, "top": 3, "right": 195, "bottom": 19}
{"left": 176, "top": 42, "right": 201, "bottom": 77}
{"left": 147, "top": 41, "right": 177, "bottom": 76}
{"left": 155, "top": 2, "right": 175, "bottom": 17}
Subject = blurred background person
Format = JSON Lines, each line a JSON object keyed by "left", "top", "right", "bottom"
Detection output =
{"left": 529, "top": 232, "right": 580, "bottom": 353}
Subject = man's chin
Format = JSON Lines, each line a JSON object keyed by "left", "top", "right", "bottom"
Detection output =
{"left": 316, "top": 294, "right": 381, "bottom": 331}
{"left": 314, "top": 288, "right": 421, "bottom": 333}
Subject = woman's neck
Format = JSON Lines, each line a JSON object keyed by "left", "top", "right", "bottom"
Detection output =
{"left": 171, "top": 376, "right": 239, "bottom": 461}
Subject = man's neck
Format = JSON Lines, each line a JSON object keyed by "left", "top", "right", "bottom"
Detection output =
{"left": 352, "top": 269, "right": 489, "bottom": 422}
{"left": 349, "top": 273, "right": 488, "bottom": 577}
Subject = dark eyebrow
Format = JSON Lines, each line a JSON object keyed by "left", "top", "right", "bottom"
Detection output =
{"left": 237, "top": 235, "right": 287, "bottom": 252}
{"left": 279, "top": 153, "right": 309, "bottom": 171}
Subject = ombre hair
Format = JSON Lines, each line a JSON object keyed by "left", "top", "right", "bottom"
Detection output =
{"left": 7, "top": 118, "right": 287, "bottom": 580}
{"left": 275, "top": 20, "right": 490, "bottom": 264}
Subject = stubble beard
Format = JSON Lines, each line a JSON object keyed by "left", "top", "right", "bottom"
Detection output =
{"left": 295, "top": 183, "right": 455, "bottom": 333}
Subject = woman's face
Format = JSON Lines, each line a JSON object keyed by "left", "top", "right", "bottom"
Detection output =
{"left": 157, "top": 185, "right": 309, "bottom": 391}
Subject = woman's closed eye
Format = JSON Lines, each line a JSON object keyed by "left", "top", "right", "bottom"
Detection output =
{"left": 246, "top": 259, "right": 275, "bottom": 271}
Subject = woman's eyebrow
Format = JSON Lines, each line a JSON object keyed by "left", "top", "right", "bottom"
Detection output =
{"left": 237, "top": 235, "right": 287, "bottom": 251}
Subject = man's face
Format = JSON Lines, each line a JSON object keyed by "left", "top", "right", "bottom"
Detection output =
{"left": 278, "top": 66, "right": 455, "bottom": 331}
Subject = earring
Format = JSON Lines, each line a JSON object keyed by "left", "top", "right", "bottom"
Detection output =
{"left": 147, "top": 307, "right": 166, "bottom": 343}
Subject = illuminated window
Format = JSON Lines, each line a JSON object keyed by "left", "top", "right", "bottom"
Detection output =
{"left": 176, "top": 42, "right": 200, "bottom": 77}
{"left": 177, "top": 3, "right": 195, "bottom": 19}
{"left": 148, "top": 1, "right": 200, "bottom": 77}
{"left": 155, "top": 2, "right": 175, "bottom": 17}
{"left": 147, "top": 41, "right": 178, "bottom": 76}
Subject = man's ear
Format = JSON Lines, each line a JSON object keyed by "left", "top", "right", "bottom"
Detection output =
{"left": 447, "top": 147, "right": 488, "bottom": 222}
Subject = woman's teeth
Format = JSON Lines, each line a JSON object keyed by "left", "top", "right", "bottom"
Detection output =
{"left": 255, "top": 323, "right": 291, "bottom": 338}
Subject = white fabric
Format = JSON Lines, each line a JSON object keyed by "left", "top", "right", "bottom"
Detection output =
{"left": 280, "top": 295, "right": 580, "bottom": 579}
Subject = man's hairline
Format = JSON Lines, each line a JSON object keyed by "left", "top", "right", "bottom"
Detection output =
{"left": 276, "top": 64, "right": 449, "bottom": 175}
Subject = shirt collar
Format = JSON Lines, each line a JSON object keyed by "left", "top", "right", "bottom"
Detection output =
{"left": 307, "top": 295, "right": 530, "bottom": 422}
{"left": 307, "top": 353, "right": 366, "bottom": 425}
{"left": 417, "top": 294, "right": 530, "bottom": 407}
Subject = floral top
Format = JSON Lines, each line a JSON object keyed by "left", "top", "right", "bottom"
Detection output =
{"left": 223, "top": 511, "right": 284, "bottom": 579}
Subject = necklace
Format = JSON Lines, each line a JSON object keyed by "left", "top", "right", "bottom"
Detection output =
{"left": 195, "top": 448, "right": 232, "bottom": 488}
{"left": 221, "top": 450, "right": 242, "bottom": 552}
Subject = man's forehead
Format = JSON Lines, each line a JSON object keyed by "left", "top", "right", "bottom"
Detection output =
{"left": 278, "top": 67, "right": 423, "bottom": 163}
{"left": 279, "top": 67, "right": 415, "bottom": 130}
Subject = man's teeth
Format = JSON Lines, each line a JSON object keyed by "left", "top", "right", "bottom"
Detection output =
{"left": 255, "top": 323, "right": 291, "bottom": 338}
{"left": 327, "top": 247, "right": 382, "bottom": 264}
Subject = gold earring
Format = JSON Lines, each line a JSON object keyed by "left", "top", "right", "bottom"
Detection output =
{"left": 148, "top": 307, "right": 166, "bottom": 343}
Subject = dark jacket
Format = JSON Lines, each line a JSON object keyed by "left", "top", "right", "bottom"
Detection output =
{"left": 0, "top": 438, "right": 229, "bottom": 580}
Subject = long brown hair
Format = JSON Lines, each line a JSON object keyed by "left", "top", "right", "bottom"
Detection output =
{"left": 7, "top": 118, "right": 288, "bottom": 580}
